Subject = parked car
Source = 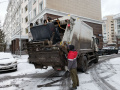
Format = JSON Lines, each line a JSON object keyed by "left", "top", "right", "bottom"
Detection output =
{"left": 98, "top": 46, "right": 118, "bottom": 56}
{"left": 0, "top": 52, "right": 17, "bottom": 72}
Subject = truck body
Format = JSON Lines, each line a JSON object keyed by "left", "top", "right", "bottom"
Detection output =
{"left": 27, "top": 16, "right": 99, "bottom": 72}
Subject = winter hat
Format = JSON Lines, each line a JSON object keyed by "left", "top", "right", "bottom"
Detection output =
{"left": 69, "top": 45, "right": 74, "bottom": 50}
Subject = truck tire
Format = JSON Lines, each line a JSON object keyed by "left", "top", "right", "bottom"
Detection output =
{"left": 94, "top": 54, "right": 99, "bottom": 63}
{"left": 77, "top": 56, "right": 88, "bottom": 72}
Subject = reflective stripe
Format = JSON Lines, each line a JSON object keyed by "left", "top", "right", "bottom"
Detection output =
{"left": 68, "top": 59, "right": 74, "bottom": 61}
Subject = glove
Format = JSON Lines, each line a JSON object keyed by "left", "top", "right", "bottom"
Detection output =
{"left": 65, "top": 66, "right": 69, "bottom": 71}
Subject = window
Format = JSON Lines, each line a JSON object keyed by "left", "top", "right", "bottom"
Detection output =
{"left": 112, "top": 38, "right": 114, "bottom": 40}
{"left": 98, "top": 34, "right": 102, "bottom": 36}
{"left": 25, "top": 16, "right": 28, "bottom": 23}
{"left": 111, "top": 32, "right": 114, "bottom": 34}
{"left": 39, "top": 1, "right": 43, "bottom": 12}
{"left": 118, "top": 30, "right": 120, "bottom": 34}
{"left": 26, "top": 28, "right": 28, "bottom": 34}
{"left": 33, "top": 0, "right": 36, "bottom": 4}
{"left": 117, "top": 19, "right": 120, "bottom": 24}
{"left": 33, "top": 8, "right": 36, "bottom": 17}
{"left": 118, "top": 41, "right": 120, "bottom": 44}
{"left": 111, "top": 35, "right": 114, "bottom": 37}
{"left": 25, "top": 5, "right": 28, "bottom": 12}
{"left": 117, "top": 25, "right": 120, "bottom": 29}
{"left": 111, "top": 26, "right": 114, "bottom": 28}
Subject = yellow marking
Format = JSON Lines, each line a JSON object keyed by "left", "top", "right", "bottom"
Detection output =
{"left": 60, "top": 42, "right": 62, "bottom": 45}
{"left": 68, "top": 14, "right": 70, "bottom": 16}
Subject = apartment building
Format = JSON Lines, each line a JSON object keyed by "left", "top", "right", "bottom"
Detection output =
{"left": 28, "top": 0, "right": 103, "bottom": 49}
{"left": 3, "top": 0, "right": 29, "bottom": 54}
{"left": 102, "top": 14, "right": 120, "bottom": 48}
{"left": 102, "top": 15, "right": 116, "bottom": 46}
{"left": 3, "top": 0, "right": 102, "bottom": 54}
{"left": 113, "top": 13, "right": 120, "bottom": 48}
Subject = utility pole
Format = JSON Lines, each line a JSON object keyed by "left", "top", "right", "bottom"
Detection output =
{"left": 20, "top": 29, "right": 21, "bottom": 57}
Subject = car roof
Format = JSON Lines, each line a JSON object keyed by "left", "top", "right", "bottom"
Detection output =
{"left": 0, "top": 52, "right": 13, "bottom": 59}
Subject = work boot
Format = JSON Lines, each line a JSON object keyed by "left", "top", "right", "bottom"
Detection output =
{"left": 70, "top": 87, "right": 77, "bottom": 90}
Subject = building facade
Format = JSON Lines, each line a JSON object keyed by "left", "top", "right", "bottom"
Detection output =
{"left": 102, "top": 14, "right": 120, "bottom": 48}
{"left": 28, "top": 0, "right": 101, "bottom": 24}
{"left": 28, "top": 0, "right": 103, "bottom": 49}
{"left": 102, "top": 15, "right": 116, "bottom": 46}
{"left": 113, "top": 13, "right": 120, "bottom": 48}
{"left": 3, "top": 0, "right": 103, "bottom": 54}
{"left": 3, "top": 0, "right": 28, "bottom": 54}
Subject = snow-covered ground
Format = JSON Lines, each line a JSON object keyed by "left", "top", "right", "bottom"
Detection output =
{"left": 0, "top": 52, "right": 120, "bottom": 90}
{"left": 0, "top": 55, "right": 52, "bottom": 76}
{"left": 0, "top": 54, "right": 52, "bottom": 90}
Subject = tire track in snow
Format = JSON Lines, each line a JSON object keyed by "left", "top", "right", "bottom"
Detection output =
{"left": 90, "top": 54, "right": 119, "bottom": 90}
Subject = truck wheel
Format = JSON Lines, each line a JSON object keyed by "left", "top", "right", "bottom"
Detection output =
{"left": 78, "top": 56, "right": 88, "bottom": 72}
{"left": 94, "top": 54, "right": 98, "bottom": 63}
{"left": 116, "top": 52, "right": 118, "bottom": 54}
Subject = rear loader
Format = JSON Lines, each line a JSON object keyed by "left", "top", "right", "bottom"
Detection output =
{"left": 27, "top": 16, "right": 99, "bottom": 72}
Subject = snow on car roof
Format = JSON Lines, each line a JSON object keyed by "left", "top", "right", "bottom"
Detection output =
{"left": 0, "top": 52, "right": 13, "bottom": 59}
{"left": 102, "top": 46, "right": 115, "bottom": 49}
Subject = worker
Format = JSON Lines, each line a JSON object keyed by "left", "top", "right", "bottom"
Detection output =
{"left": 30, "top": 23, "right": 33, "bottom": 28}
{"left": 67, "top": 45, "right": 79, "bottom": 89}
{"left": 47, "top": 16, "right": 52, "bottom": 22}
{"left": 43, "top": 19, "right": 47, "bottom": 25}
{"left": 44, "top": 16, "right": 52, "bottom": 25}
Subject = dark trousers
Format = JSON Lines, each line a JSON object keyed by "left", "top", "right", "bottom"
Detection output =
{"left": 70, "top": 68, "right": 79, "bottom": 87}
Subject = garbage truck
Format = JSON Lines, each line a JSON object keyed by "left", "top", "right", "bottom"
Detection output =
{"left": 27, "top": 16, "right": 99, "bottom": 72}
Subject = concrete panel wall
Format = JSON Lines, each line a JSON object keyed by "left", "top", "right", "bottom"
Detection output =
{"left": 46, "top": 0, "right": 101, "bottom": 21}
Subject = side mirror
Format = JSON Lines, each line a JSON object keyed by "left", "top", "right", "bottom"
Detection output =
{"left": 95, "top": 38, "right": 99, "bottom": 45}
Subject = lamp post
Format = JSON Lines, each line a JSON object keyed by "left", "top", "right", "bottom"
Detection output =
{"left": 17, "top": 22, "right": 21, "bottom": 57}
{"left": 20, "top": 29, "right": 21, "bottom": 57}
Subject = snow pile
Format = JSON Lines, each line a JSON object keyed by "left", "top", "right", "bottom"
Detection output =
{"left": 0, "top": 78, "right": 31, "bottom": 90}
